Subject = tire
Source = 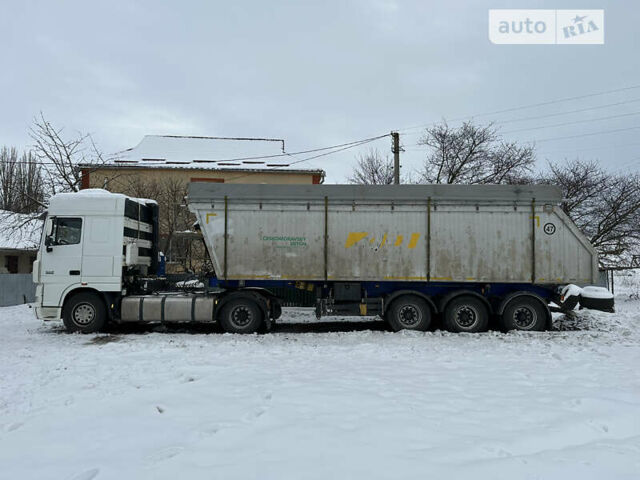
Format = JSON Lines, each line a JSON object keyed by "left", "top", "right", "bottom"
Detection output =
{"left": 444, "top": 296, "right": 489, "bottom": 333}
{"left": 385, "top": 295, "right": 432, "bottom": 332}
{"left": 501, "top": 296, "right": 547, "bottom": 332}
{"left": 62, "top": 292, "right": 107, "bottom": 333}
{"left": 218, "top": 297, "right": 263, "bottom": 334}
{"left": 578, "top": 294, "right": 614, "bottom": 313}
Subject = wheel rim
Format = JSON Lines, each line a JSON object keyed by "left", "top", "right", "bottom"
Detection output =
{"left": 398, "top": 304, "right": 421, "bottom": 327}
{"left": 455, "top": 305, "right": 478, "bottom": 328}
{"left": 73, "top": 303, "right": 95, "bottom": 326}
{"left": 513, "top": 306, "right": 537, "bottom": 330}
{"left": 230, "top": 305, "right": 253, "bottom": 328}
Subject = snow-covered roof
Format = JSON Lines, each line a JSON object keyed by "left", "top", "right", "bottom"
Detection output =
{"left": 79, "top": 135, "right": 324, "bottom": 175}
{"left": 0, "top": 210, "right": 43, "bottom": 251}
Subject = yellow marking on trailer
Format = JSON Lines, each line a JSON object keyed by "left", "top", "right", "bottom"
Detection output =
{"left": 369, "top": 237, "right": 376, "bottom": 244}
{"left": 359, "top": 304, "right": 367, "bottom": 315}
{"left": 205, "top": 213, "right": 217, "bottom": 224}
{"left": 431, "top": 276, "right": 453, "bottom": 281}
{"left": 394, "top": 235, "right": 404, "bottom": 246}
{"left": 466, "top": 277, "right": 475, "bottom": 281}
{"left": 407, "top": 233, "right": 420, "bottom": 249}
{"left": 380, "top": 233, "right": 387, "bottom": 247}
{"left": 529, "top": 215, "right": 540, "bottom": 227}
{"left": 345, "top": 232, "right": 368, "bottom": 248}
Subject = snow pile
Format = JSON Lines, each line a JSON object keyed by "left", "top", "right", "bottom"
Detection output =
{"left": 175, "top": 279, "right": 205, "bottom": 289}
{"left": 0, "top": 210, "right": 43, "bottom": 250}
{"left": 561, "top": 284, "right": 614, "bottom": 300}
{"left": 0, "top": 276, "right": 639, "bottom": 479}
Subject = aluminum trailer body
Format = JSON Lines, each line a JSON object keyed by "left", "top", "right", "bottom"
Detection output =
{"left": 188, "top": 183, "right": 598, "bottom": 286}
{"left": 186, "top": 183, "right": 610, "bottom": 332}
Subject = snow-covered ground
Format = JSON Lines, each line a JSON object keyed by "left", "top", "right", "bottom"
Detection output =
{"left": 2, "top": 275, "right": 640, "bottom": 479}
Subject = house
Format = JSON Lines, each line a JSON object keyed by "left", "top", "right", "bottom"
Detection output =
{"left": 0, "top": 210, "right": 42, "bottom": 306}
{"left": 78, "top": 135, "right": 325, "bottom": 272}
{"left": 79, "top": 135, "right": 325, "bottom": 189}
{"left": 0, "top": 210, "right": 41, "bottom": 274}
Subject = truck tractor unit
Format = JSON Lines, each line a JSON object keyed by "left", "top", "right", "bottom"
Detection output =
{"left": 33, "top": 184, "right": 613, "bottom": 334}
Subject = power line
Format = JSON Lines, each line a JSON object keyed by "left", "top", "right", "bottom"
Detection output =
{"left": 404, "top": 125, "right": 640, "bottom": 145}
{"left": 453, "top": 84, "right": 640, "bottom": 120}
{"left": 532, "top": 125, "right": 640, "bottom": 143}
{"left": 397, "top": 83, "right": 640, "bottom": 133}
{"left": 3, "top": 134, "right": 391, "bottom": 168}
{"left": 496, "top": 98, "right": 640, "bottom": 125}
{"left": 222, "top": 135, "right": 389, "bottom": 183}
{"left": 501, "top": 110, "right": 640, "bottom": 135}
{"left": 537, "top": 140, "right": 640, "bottom": 156}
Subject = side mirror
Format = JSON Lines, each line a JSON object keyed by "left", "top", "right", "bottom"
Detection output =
{"left": 45, "top": 217, "right": 54, "bottom": 236}
{"left": 45, "top": 235, "right": 53, "bottom": 252}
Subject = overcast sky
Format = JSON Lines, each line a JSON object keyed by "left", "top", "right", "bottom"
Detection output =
{"left": 1, "top": 0, "right": 638, "bottom": 182}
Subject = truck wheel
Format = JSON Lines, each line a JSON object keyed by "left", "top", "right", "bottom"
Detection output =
{"left": 62, "top": 292, "right": 107, "bottom": 333}
{"left": 501, "top": 297, "right": 546, "bottom": 332}
{"left": 386, "top": 295, "right": 432, "bottom": 332}
{"left": 444, "top": 296, "right": 489, "bottom": 333}
{"left": 219, "top": 298, "right": 263, "bottom": 334}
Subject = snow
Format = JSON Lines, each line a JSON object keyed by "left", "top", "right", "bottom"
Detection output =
{"left": 561, "top": 284, "right": 615, "bottom": 300}
{"left": 53, "top": 189, "right": 155, "bottom": 206}
{"left": 175, "top": 279, "right": 205, "bottom": 289}
{"left": 79, "top": 135, "right": 324, "bottom": 173}
{"left": 581, "top": 285, "right": 615, "bottom": 299}
{"left": 1, "top": 274, "right": 640, "bottom": 479}
{"left": 561, "top": 283, "right": 583, "bottom": 299}
{"left": 0, "top": 210, "right": 43, "bottom": 250}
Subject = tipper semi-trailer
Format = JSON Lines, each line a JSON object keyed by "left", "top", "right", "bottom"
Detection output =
{"left": 33, "top": 183, "right": 613, "bottom": 334}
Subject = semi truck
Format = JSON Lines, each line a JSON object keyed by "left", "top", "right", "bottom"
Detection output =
{"left": 33, "top": 183, "right": 613, "bottom": 334}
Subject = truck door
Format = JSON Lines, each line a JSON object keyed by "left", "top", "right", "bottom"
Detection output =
{"left": 40, "top": 217, "right": 84, "bottom": 305}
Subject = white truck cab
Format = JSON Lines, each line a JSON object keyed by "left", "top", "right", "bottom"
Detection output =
{"left": 33, "top": 189, "right": 158, "bottom": 330}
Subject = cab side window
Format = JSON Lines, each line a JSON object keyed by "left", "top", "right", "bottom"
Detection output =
{"left": 53, "top": 218, "right": 82, "bottom": 245}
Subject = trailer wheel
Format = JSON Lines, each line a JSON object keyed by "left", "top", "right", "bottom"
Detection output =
{"left": 219, "top": 298, "right": 263, "bottom": 334}
{"left": 62, "top": 292, "right": 107, "bottom": 333}
{"left": 444, "top": 296, "right": 489, "bottom": 333}
{"left": 501, "top": 297, "right": 546, "bottom": 332}
{"left": 386, "top": 295, "right": 432, "bottom": 332}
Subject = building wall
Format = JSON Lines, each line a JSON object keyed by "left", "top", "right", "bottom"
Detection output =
{"left": 83, "top": 168, "right": 322, "bottom": 190}
{"left": 0, "top": 250, "right": 36, "bottom": 274}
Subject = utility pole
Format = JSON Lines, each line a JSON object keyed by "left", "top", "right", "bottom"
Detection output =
{"left": 391, "top": 131, "right": 400, "bottom": 184}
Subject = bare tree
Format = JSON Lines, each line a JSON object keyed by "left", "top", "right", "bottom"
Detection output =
{"left": 417, "top": 121, "right": 535, "bottom": 184}
{"left": 30, "top": 113, "right": 105, "bottom": 195}
{"left": 541, "top": 159, "right": 640, "bottom": 265}
{"left": 348, "top": 149, "right": 395, "bottom": 185}
{"left": 0, "top": 147, "right": 45, "bottom": 213}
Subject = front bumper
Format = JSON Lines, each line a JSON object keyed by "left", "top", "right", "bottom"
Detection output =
{"left": 35, "top": 306, "right": 61, "bottom": 321}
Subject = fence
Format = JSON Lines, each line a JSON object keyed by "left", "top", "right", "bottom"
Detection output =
{"left": 0, "top": 274, "right": 36, "bottom": 307}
